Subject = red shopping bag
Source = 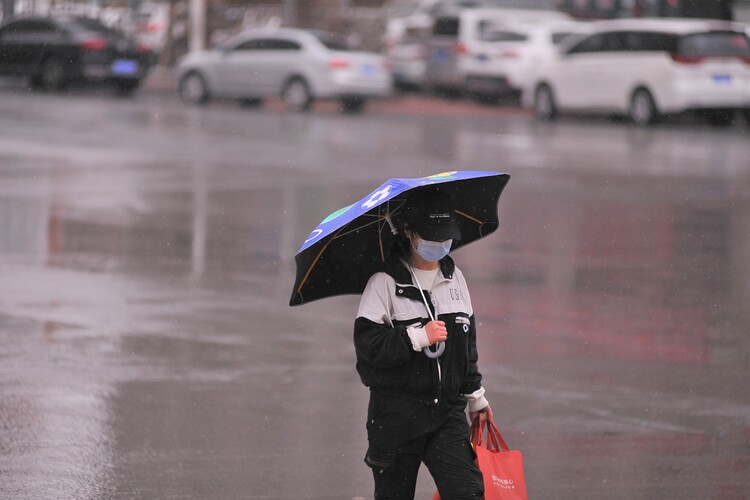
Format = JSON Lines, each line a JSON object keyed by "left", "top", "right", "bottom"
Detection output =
{"left": 433, "top": 418, "right": 528, "bottom": 500}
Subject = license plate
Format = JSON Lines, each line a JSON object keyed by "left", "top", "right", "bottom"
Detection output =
{"left": 434, "top": 49, "right": 449, "bottom": 61}
{"left": 712, "top": 74, "right": 732, "bottom": 84}
{"left": 361, "top": 63, "right": 378, "bottom": 76}
{"left": 112, "top": 60, "right": 139, "bottom": 76}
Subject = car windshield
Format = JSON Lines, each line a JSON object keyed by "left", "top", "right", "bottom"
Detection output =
{"left": 313, "top": 32, "right": 351, "bottom": 51}
{"left": 61, "top": 17, "right": 120, "bottom": 37}
{"left": 477, "top": 21, "right": 528, "bottom": 42}
{"left": 678, "top": 31, "right": 750, "bottom": 57}
{"left": 480, "top": 30, "right": 528, "bottom": 42}
{"left": 551, "top": 31, "right": 574, "bottom": 44}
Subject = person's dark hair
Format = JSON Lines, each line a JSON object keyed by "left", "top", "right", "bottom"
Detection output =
{"left": 390, "top": 211, "right": 413, "bottom": 259}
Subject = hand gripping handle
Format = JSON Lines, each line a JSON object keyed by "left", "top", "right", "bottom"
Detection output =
{"left": 422, "top": 342, "right": 445, "bottom": 358}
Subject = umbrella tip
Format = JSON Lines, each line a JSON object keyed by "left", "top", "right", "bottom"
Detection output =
{"left": 289, "top": 293, "right": 303, "bottom": 307}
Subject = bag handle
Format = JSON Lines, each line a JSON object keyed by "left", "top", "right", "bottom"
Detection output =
{"left": 471, "top": 417, "right": 510, "bottom": 453}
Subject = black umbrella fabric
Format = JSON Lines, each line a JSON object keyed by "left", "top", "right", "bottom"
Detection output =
{"left": 290, "top": 171, "right": 510, "bottom": 306}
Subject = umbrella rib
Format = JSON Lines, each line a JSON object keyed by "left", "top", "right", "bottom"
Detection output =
{"left": 296, "top": 237, "right": 336, "bottom": 294}
{"left": 333, "top": 216, "right": 385, "bottom": 239}
{"left": 455, "top": 210, "right": 484, "bottom": 225}
{"left": 296, "top": 200, "right": 406, "bottom": 296}
{"left": 296, "top": 217, "right": 386, "bottom": 294}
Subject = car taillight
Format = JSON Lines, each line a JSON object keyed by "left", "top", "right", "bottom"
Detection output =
{"left": 136, "top": 43, "right": 150, "bottom": 53}
{"left": 453, "top": 42, "right": 468, "bottom": 55}
{"left": 499, "top": 49, "right": 519, "bottom": 59}
{"left": 671, "top": 54, "right": 703, "bottom": 64}
{"left": 145, "top": 21, "right": 163, "bottom": 33}
{"left": 742, "top": 55, "right": 750, "bottom": 64}
{"left": 329, "top": 57, "right": 351, "bottom": 70}
{"left": 81, "top": 37, "right": 107, "bottom": 51}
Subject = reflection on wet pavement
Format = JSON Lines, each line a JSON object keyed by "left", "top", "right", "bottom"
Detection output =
{"left": 1, "top": 92, "right": 748, "bottom": 498}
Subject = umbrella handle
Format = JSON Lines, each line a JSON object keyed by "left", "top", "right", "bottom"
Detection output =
{"left": 422, "top": 342, "right": 445, "bottom": 358}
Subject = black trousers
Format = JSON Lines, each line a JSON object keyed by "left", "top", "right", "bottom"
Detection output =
{"left": 366, "top": 400, "right": 483, "bottom": 500}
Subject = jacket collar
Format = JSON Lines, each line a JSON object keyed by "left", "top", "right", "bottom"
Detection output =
{"left": 383, "top": 254, "right": 455, "bottom": 288}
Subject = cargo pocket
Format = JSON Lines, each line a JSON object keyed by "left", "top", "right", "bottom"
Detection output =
{"left": 454, "top": 315, "right": 470, "bottom": 333}
{"left": 364, "top": 395, "right": 419, "bottom": 472}
{"left": 365, "top": 418, "right": 396, "bottom": 472}
{"left": 364, "top": 449, "right": 394, "bottom": 473}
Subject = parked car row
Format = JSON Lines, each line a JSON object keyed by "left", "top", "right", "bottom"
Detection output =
{"left": 386, "top": 7, "right": 585, "bottom": 99}
{"left": 2, "top": 10, "right": 749, "bottom": 124}
{"left": 175, "top": 28, "right": 393, "bottom": 114}
{"left": 385, "top": 8, "right": 750, "bottom": 124}
{"left": 522, "top": 18, "right": 750, "bottom": 125}
{"left": 0, "top": 15, "right": 153, "bottom": 94}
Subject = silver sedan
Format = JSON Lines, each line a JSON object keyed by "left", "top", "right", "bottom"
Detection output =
{"left": 175, "top": 28, "right": 393, "bottom": 113}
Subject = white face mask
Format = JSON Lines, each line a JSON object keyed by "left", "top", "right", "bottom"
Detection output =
{"left": 413, "top": 238, "right": 453, "bottom": 262}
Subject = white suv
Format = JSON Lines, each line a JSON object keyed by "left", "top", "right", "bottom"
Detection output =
{"left": 422, "top": 7, "right": 570, "bottom": 95}
{"left": 461, "top": 18, "right": 590, "bottom": 101}
{"left": 525, "top": 19, "right": 750, "bottom": 125}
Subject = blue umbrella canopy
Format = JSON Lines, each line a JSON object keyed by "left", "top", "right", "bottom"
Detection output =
{"left": 290, "top": 171, "right": 510, "bottom": 306}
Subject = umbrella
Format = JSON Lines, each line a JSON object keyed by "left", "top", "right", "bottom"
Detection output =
{"left": 289, "top": 170, "right": 510, "bottom": 307}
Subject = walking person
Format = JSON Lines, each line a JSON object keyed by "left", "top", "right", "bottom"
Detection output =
{"left": 354, "top": 186, "right": 493, "bottom": 499}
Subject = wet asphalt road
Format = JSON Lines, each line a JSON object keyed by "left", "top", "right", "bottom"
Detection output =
{"left": 1, "top": 83, "right": 749, "bottom": 499}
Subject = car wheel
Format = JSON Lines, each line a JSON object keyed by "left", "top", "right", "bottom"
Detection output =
{"left": 179, "top": 71, "right": 210, "bottom": 105}
{"left": 240, "top": 98, "right": 264, "bottom": 108}
{"left": 340, "top": 97, "right": 366, "bottom": 114}
{"left": 706, "top": 110, "right": 734, "bottom": 127}
{"left": 282, "top": 78, "right": 312, "bottom": 112}
{"left": 41, "top": 57, "right": 68, "bottom": 91}
{"left": 534, "top": 84, "right": 557, "bottom": 121}
{"left": 115, "top": 80, "right": 140, "bottom": 97}
{"left": 629, "top": 89, "right": 658, "bottom": 126}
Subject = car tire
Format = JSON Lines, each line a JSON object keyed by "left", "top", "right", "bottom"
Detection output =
{"left": 340, "top": 97, "right": 366, "bottom": 114}
{"left": 40, "top": 56, "right": 68, "bottom": 91}
{"left": 115, "top": 80, "right": 140, "bottom": 97}
{"left": 179, "top": 71, "right": 210, "bottom": 105}
{"left": 706, "top": 110, "right": 734, "bottom": 127}
{"left": 629, "top": 89, "right": 659, "bottom": 126}
{"left": 240, "top": 98, "right": 264, "bottom": 108}
{"left": 534, "top": 84, "right": 557, "bottom": 121}
{"left": 282, "top": 78, "right": 312, "bottom": 112}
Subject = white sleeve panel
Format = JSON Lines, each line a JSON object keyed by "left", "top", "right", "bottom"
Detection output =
{"left": 406, "top": 325, "right": 431, "bottom": 351}
{"left": 464, "top": 386, "right": 489, "bottom": 412}
{"left": 453, "top": 266, "right": 474, "bottom": 317}
{"left": 356, "top": 272, "right": 393, "bottom": 325}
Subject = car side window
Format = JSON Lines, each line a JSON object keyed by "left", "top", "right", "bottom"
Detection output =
{"left": 567, "top": 33, "right": 607, "bottom": 54}
{"left": 267, "top": 39, "right": 301, "bottom": 50}
{"left": 551, "top": 32, "right": 574, "bottom": 45}
{"left": 0, "top": 20, "right": 54, "bottom": 42}
{"left": 620, "top": 31, "right": 676, "bottom": 52}
{"left": 17, "top": 20, "right": 55, "bottom": 33}
{"left": 233, "top": 38, "right": 301, "bottom": 51}
{"left": 568, "top": 31, "right": 632, "bottom": 53}
{"left": 602, "top": 32, "right": 627, "bottom": 51}
{"left": 432, "top": 17, "right": 459, "bottom": 37}
{"left": 479, "top": 30, "right": 528, "bottom": 43}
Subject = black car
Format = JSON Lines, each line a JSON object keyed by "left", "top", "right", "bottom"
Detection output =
{"left": 0, "top": 15, "right": 152, "bottom": 94}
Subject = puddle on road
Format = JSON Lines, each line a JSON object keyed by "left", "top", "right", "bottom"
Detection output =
{"left": 1, "top": 117, "right": 749, "bottom": 497}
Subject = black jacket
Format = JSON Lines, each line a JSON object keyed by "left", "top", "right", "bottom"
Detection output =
{"left": 353, "top": 256, "right": 484, "bottom": 408}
